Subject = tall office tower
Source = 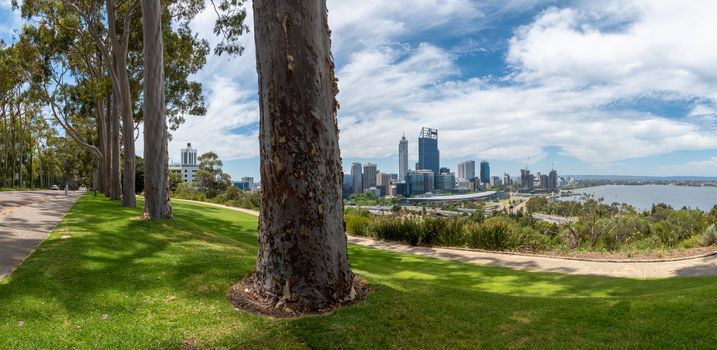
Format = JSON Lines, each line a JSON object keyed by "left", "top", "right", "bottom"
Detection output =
{"left": 351, "top": 162, "right": 363, "bottom": 194}
{"left": 480, "top": 161, "right": 490, "bottom": 184}
{"left": 376, "top": 172, "right": 392, "bottom": 196}
{"left": 503, "top": 173, "right": 512, "bottom": 186}
{"left": 398, "top": 134, "right": 408, "bottom": 182}
{"left": 465, "top": 160, "right": 475, "bottom": 180}
{"left": 362, "top": 163, "right": 377, "bottom": 190}
{"left": 548, "top": 170, "right": 559, "bottom": 192}
{"left": 417, "top": 127, "right": 439, "bottom": 176}
{"left": 521, "top": 168, "right": 534, "bottom": 190}
{"left": 457, "top": 160, "right": 475, "bottom": 180}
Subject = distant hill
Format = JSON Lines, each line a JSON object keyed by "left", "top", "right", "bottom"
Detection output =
{"left": 566, "top": 175, "right": 717, "bottom": 182}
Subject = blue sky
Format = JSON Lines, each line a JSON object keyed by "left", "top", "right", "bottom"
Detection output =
{"left": 3, "top": 0, "right": 717, "bottom": 181}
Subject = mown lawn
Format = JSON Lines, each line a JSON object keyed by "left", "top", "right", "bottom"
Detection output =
{"left": 1, "top": 194, "right": 716, "bottom": 349}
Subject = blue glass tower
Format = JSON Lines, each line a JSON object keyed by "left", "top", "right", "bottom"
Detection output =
{"left": 417, "top": 127, "right": 439, "bottom": 176}
{"left": 480, "top": 161, "right": 490, "bottom": 184}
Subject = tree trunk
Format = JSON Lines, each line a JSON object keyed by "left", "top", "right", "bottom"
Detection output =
{"left": 110, "top": 92, "right": 122, "bottom": 200}
{"left": 141, "top": 0, "right": 172, "bottom": 220}
{"left": 95, "top": 100, "right": 107, "bottom": 193}
{"left": 118, "top": 55, "right": 136, "bottom": 207}
{"left": 251, "top": 0, "right": 354, "bottom": 311}
{"left": 104, "top": 96, "right": 113, "bottom": 197}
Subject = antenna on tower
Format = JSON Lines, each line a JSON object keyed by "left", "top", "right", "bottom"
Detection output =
{"left": 525, "top": 157, "right": 531, "bottom": 170}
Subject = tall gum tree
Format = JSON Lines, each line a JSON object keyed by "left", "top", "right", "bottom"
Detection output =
{"left": 141, "top": 0, "right": 172, "bottom": 219}
{"left": 248, "top": 0, "right": 355, "bottom": 312}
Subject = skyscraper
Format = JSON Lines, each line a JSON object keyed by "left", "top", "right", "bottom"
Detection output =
{"left": 480, "top": 161, "right": 490, "bottom": 184}
{"left": 548, "top": 170, "right": 559, "bottom": 192}
{"left": 351, "top": 162, "right": 362, "bottom": 194}
{"left": 398, "top": 134, "right": 408, "bottom": 182}
{"left": 457, "top": 160, "right": 475, "bottom": 180}
{"left": 416, "top": 127, "right": 439, "bottom": 176}
{"left": 362, "top": 163, "right": 377, "bottom": 190}
{"left": 521, "top": 168, "right": 534, "bottom": 190}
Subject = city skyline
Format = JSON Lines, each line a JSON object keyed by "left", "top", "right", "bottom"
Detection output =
{"left": 18, "top": 1, "right": 715, "bottom": 180}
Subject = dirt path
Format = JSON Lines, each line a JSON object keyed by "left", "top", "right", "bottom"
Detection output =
{"left": 176, "top": 199, "right": 717, "bottom": 278}
{"left": 0, "top": 191, "right": 82, "bottom": 280}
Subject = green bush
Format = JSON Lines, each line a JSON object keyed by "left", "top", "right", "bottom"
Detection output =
{"left": 701, "top": 224, "right": 717, "bottom": 247}
{"left": 345, "top": 214, "right": 371, "bottom": 237}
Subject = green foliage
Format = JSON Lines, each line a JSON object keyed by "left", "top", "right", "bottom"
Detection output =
{"left": 4, "top": 195, "right": 717, "bottom": 349}
{"left": 194, "top": 151, "right": 232, "bottom": 198}
{"left": 701, "top": 224, "right": 717, "bottom": 247}
{"left": 168, "top": 172, "right": 183, "bottom": 191}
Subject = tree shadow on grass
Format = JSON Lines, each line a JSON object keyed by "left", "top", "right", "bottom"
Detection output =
{"left": 2, "top": 195, "right": 717, "bottom": 349}
{"left": 0, "top": 196, "right": 260, "bottom": 326}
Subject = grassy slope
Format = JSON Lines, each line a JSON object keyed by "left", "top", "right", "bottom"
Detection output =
{"left": 1, "top": 194, "right": 716, "bottom": 349}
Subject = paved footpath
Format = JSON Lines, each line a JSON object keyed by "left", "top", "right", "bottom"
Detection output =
{"left": 0, "top": 191, "right": 82, "bottom": 280}
{"left": 177, "top": 199, "right": 717, "bottom": 278}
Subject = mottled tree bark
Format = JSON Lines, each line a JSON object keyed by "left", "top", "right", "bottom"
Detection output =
{"left": 110, "top": 92, "right": 122, "bottom": 200}
{"left": 141, "top": 0, "right": 172, "bottom": 219}
{"left": 104, "top": 97, "right": 113, "bottom": 197}
{"left": 252, "top": 0, "right": 354, "bottom": 311}
{"left": 95, "top": 100, "right": 107, "bottom": 194}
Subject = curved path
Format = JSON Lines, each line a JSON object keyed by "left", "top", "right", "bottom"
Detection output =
{"left": 177, "top": 199, "right": 717, "bottom": 278}
{"left": 0, "top": 191, "right": 82, "bottom": 280}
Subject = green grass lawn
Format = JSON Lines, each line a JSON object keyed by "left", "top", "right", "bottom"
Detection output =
{"left": 1, "top": 194, "right": 716, "bottom": 349}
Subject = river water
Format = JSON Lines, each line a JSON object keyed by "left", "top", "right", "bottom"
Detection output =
{"left": 560, "top": 185, "right": 717, "bottom": 211}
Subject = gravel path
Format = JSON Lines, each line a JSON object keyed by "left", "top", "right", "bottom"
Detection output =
{"left": 177, "top": 199, "right": 717, "bottom": 278}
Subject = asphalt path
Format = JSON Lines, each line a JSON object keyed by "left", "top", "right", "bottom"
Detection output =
{"left": 0, "top": 191, "right": 82, "bottom": 280}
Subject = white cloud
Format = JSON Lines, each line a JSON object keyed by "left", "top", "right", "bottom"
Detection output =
{"left": 168, "top": 0, "right": 717, "bottom": 177}
{"left": 168, "top": 76, "right": 260, "bottom": 161}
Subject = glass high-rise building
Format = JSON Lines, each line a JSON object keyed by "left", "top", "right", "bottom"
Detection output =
{"left": 351, "top": 162, "right": 363, "bottom": 194}
{"left": 480, "top": 161, "right": 490, "bottom": 184}
{"left": 399, "top": 134, "right": 408, "bottom": 182}
{"left": 416, "top": 127, "right": 439, "bottom": 176}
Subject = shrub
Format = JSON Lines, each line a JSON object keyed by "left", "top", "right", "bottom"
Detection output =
{"left": 465, "top": 217, "right": 511, "bottom": 250}
{"left": 701, "top": 224, "right": 717, "bottom": 247}
{"left": 345, "top": 215, "right": 372, "bottom": 237}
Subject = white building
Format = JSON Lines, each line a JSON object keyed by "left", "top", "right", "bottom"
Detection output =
{"left": 169, "top": 143, "right": 199, "bottom": 185}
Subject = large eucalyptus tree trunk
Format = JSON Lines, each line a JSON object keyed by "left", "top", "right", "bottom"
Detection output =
{"left": 118, "top": 59, "right": 136, "bottom": 207}
{"left": 141, "top": 0, "right": 172, "bottom": 220}
{"left": 250, "top": 0, "right": 354, "bottom": 311}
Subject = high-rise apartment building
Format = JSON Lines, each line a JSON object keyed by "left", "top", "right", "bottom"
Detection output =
{"left": 351, "top": 162, "right": 363, "bottom": 194}
{"left": 362, "top": 163, "right": 377, "bottom": 190}
{"left": 398, "top": 134, "right": 408, "bottom": 182}
{"left": 540, "top": 174, "right": 549, "bottom": 190}
{"left": 169, "top": 143, "right": 199, "bottom": 185}
{"left": 480, "top": 161, "right": 490, "bottom": 184}
{"left": 457, "top": 160, "right": 475, "bottom": 180}
{"left": 503, "top": 173, "right": 512, "bottom": 186}
{"left": 548, "top": 170, "right": 559, "bottom": 192}
{"left": 520, "top": 168, "right": 534, "bottom": 190}
{"left": 417, "top": 127, "right": 439, "bottom": 176}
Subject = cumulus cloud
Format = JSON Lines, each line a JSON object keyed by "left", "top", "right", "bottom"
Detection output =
{"left": 169, "top": 0, "right": 717, "bottom": 176}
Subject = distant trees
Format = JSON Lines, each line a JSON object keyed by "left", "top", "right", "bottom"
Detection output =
{"left": 194, "top": 151, "right": 232, "bottom": 198}
{"left": 16, "top": 0, "right": 215, "bottom": 206}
